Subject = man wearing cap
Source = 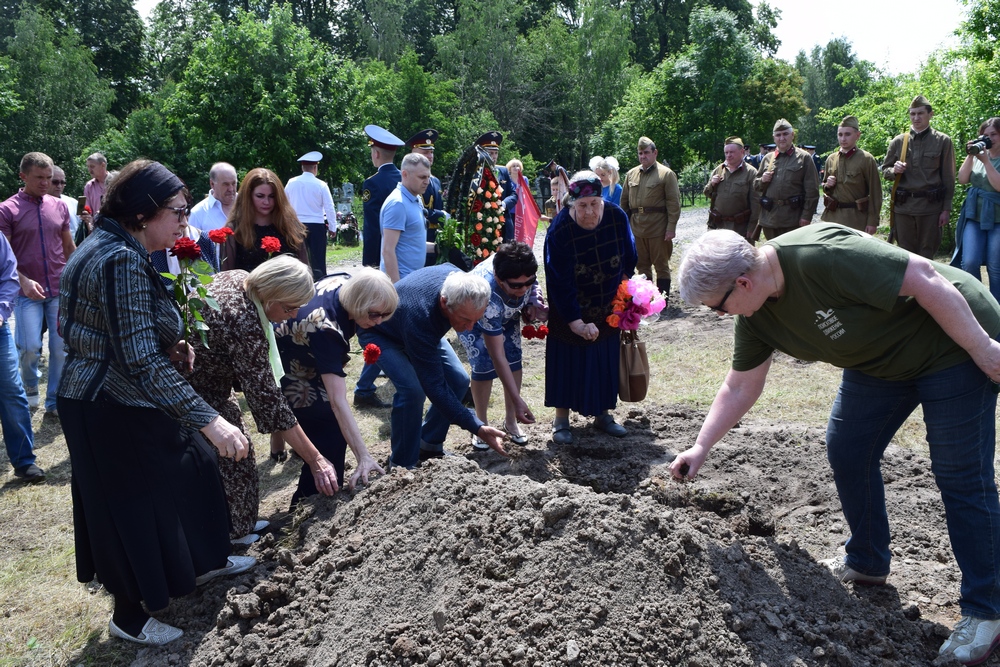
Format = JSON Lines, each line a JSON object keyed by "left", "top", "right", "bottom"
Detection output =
{"left": 381, "top": 153, "right": 433, "bottom": 282}
{"left": 476, "top": 132, "right": 518, "bottom": 242}
{"left": 703, "top": 136, "right": 759, "bottom": 238}
{"left": 361, "top": 125, "right": 404, "bottom": 269}
{"left": 882, "top": 95, "right": 956, "bottom": 259}
{"left": 754, "top": 119, "right": 819, "bottom": 240}
{"left": 356, "top": 125, "right": 404, "bottom": 409}
{"left": 285, "top": 151, "right": 337, "bottom": 279}
{"left": 406, "top": 129, "right": 446, "bottom": 266}
{"left": 748, "top": 143, "right": 769, "bottom": 170}
{"left": 821, "top": 116, "right": 882, "bottom": 234}
{"left": 621, "top": 136, "right": 681, "bottom": 301}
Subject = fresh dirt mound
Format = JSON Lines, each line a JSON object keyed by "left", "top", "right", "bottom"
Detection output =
{"left": 132, "top": 408, "right": 971, "bottom": 666}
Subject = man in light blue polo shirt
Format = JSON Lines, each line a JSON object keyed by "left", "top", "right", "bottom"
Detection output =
{"left": 381, "top": 152, "right": 433, "bottom": 282}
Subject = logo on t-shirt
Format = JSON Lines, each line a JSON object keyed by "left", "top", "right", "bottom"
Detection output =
{"left": 814, "top": 308, "right": 845, "bottom": 340}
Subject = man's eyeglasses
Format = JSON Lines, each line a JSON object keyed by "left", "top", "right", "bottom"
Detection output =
{"left": 163, "top": 205, "right": 190, "bottom": 221}
{"left": 367, "top": 311, "right": 392, "bottom": 320}
{"left": 504, "top": 276, "right": 537, "bottom": 290}
{"left": 708, "top": 285, "right": 735, "bottom": 313}
{"left": 51, "top": 180, "right": 66, "bottom": 185}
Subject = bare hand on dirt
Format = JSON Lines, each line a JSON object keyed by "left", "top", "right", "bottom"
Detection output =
{"left": 201, "top": 415, "right": 249, "bottom": 461}
{"left": 348, "top": 454, "right": 384, "bottom": 490}
{"left": 167, "top": 340, "right": 195, "bottom": 372}
{"left": 669, "top": 445, "right": 708, "bottom": 480}
{"left": 310, "top": 455, "right": 340, "bottom": 495}
{"left": 477, "top": 425, "right": 508, "bottom": 456}
{"left": 513, "top": 396, "right": 535, "bottom": 424}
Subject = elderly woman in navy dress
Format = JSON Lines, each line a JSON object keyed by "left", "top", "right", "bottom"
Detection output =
{"left": 458, "top": 242, "right": 547, "bottom": 449}
{"left": 544, "top": 171, "right": 637, "bottom": 445}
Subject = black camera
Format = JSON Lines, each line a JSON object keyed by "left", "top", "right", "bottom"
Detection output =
{"left": 968, "top": 134, "right": 994, "bottom": 155}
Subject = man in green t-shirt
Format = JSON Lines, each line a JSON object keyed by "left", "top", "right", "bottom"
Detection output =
{"left": 673, "top": 223, "right": 1000, "bottom": 666}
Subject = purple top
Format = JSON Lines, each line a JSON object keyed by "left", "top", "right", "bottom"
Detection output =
{"left": 0, "top": 232, "right": 20, "bottom": 322}
{"left": 0, "top": 190, "right": 71, "bottom": 297}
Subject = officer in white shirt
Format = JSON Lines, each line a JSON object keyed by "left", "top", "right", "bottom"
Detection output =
{"left": 285, "top": 151, "right": 337, "bottom": 279}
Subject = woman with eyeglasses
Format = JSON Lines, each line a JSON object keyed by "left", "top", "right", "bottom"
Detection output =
{"left": 58, "top": 160, "right": 254, "bottom": 646}
{"left": 220, "top": 168, "right": 308, "bottom": 272}
{"left": 544, "top": 171, "right": 637, "bottom": 445}
{"left": 184, "top": 255, "right": 342, "bottom": 543}
{"left": 275, "top": 267, "right": 394, "bottom": 504}
{"left": 457, "top": 242, "right": 546, "bottom": 448}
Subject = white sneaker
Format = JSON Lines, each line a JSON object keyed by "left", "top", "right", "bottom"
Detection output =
{"left": 195, "top": 555, "right": 256, "bottom": 586}
{"left": 231, "top": 533, "right": 260, "bottom": 546}
{"left": 819, "top": 557, "right": 887, "bottom": 585}
{"left": 253, "top": 519, "right": 270, "bottom": 532}
{"left": 940, "top": 616, "right": 1000, "bottom": 665}
{"left": 25, "top": 388, "right": 39, "bottom": 409}
{"left": 109, "top": 617, "right": 183, "bottom": 646}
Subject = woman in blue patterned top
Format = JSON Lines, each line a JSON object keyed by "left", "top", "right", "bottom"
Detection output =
{"left": 458, "top": 242, "right": 547, "bottom": 448}
{"left": 544, "top": 171, "right": 637, "bottom": 445}
{"left": 275, "top": 267, "right": 395, "bottom": 504}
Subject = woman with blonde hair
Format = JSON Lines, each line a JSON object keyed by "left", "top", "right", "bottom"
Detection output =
{"left": 589, "top": 156, "right": 622, "bottom": 206}
{"left": 221, "top": 168, "right": 308, "bottom": 272}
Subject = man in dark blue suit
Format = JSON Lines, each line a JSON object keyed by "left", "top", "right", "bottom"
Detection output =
{"left": 476, "top": 132, "right": 518, "bottom": 243}
{"left": 360, "top": 125, "right": 404, "bottom": 268}
{"left": 406, "top": 129, "right": 447, "bottom": 266}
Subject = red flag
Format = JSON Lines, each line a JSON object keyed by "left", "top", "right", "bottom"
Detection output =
{"left": 514, "top": 172, "right": 542, "bottom": 248}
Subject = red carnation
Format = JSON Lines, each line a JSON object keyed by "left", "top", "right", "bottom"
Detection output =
{"left": 521, "top": 325, "right": 536, "bottom": 340}
{"left": 208, "top": 227, "right": 234, "bottom": 244}
{"left": 261, "top": 236, "right": 282, "bottom": 254}
{"left": 169, "top": 236, "right": 202, "bottom": 261}
{"left": 536, "top": 324, "right": 548, "bottom": 339}
{"left": 470, "top": 233, "right": 482, "bottom": 247}
{"left": 471, "top": 199, "right": 483, "bottom": 213}
{"left": 363, "top": 343, "right": 381, "bottom": 365}
{"left": 83, "top": 205, "right": 92, "bottom": 214}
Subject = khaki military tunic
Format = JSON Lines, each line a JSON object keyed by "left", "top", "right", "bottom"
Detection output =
{"left": 753, "top": 148, "right": 820, "bottom": 229}
{"left": 703, "top": 162, "right": 759, "bottom": 228}
{"left": 621, "top": 163, "right": 681, "bottom": 238}
{"left": 820, "top": 148, "right": 883, "bottom": 230}
{"left": 881, "top": 127, "right": 955, "bottom": 216}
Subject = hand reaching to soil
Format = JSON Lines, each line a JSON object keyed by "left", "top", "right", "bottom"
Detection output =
{"left": 477, "top": 425, "right": 508, "bottom": 456}
{"left": 669, "top": 444, "right": 709, "bottom": 480}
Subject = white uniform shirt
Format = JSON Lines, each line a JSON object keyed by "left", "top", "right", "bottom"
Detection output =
{"left": 60, "top": 194, "right": 80, "bottom": 237}
{"left": 285, "top": 171, "right": 337, "bottom": 229}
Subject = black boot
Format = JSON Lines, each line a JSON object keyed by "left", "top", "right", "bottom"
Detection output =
{"left": 657, "top": 278, "right": 671, "bottom": 311}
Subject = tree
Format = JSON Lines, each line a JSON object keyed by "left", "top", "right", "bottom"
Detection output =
{"left": 1, "top": 6, "right": 113, "bottom": 193}
{"left": 146, "top": 0, "right": 220, "bottom": 87}
{"left": 740, "top": 57, "right": 807, "bottom": 149}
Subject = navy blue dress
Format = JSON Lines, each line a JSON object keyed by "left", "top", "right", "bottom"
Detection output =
{"left": 543, "top": 204, "right": 637, "bottom": 415}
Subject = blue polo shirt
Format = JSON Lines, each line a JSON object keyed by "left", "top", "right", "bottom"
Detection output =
{"left": 379, "top": 183, "right": 426, "bottom": 279}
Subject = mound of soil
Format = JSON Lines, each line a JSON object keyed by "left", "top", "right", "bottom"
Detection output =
{"left": 132, "top": 406, "right": 970, "bottom": 666}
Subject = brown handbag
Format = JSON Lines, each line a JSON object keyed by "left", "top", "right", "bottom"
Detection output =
{"left": 619, "top": 330, "right": 649, "bottom": 402}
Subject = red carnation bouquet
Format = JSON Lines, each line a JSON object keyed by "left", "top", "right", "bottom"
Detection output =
{"left": 363, "top": 343, "right": 381, "bottom": 365}
{"left": 207, "top": 226, "right": 234, "bottom": 266}
{"left": 162, "top": 237, "right": 219, "bottom": 348}
{"left": 521, "top": 323, "right": 548, "bottom": 340}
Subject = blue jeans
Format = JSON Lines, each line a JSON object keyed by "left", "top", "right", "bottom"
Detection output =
{"left": 14, "top": 296, "right": 64, "bottom": 411}
{"left": 0, "top": 322, "right": 35, "bottom": 470}
{"left": 961, "top": 222, "right": 1000, "bottom": 304}
{"left": 827, "top": 361, "right": 1000, "bottom": 618}
{"left": 358, "top": 329, "right": 470, "bottom": 469}
{"left": 354, "top": 361, "right": 381, "bottom": 397}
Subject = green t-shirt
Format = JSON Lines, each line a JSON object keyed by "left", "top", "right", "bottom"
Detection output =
{"left": 732, "top": 224, "right": 1000, "bottom": 380}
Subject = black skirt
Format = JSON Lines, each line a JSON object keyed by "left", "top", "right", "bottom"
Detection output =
{"left": 59, "top": 396, "right": 232, "bottom": 611}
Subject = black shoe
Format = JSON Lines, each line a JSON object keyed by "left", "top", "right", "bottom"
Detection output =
{"left": 418, "top": 448, "right": 452, "bottom": 462}
{"left": 13, "top": 463, "right": 46, "bottom": 483}
{"left": 353, "top": 393, "right": 389, "bottom": 409}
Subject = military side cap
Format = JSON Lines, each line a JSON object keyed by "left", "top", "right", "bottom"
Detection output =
{"left": 365, "top": 124, "right": 404, "bottom": 150}
{"left": 476, "top": 131, "right": 503, "bottom": 148}
{"left": 759, "top": 142, "right": 770, "bottom": 148}
{"left": 407, "top": 129, "right": 438, "bottom": 150}
{"left": 297, "top": 151, "right": 323, "bottom": 162}
{"left": 909, "top": 94, "right": 931, "bottom": 110}
{"left": 724, "top": 136, "right": 743, "bottom": 147}
{"left": 801, "top": 145, "right": 816, "bottom": 150}
{"left": 773, "top": 118, "right": 793, "bottom": 132}
{"left": 839, "top": 115, "right": 860, "bottom": 130}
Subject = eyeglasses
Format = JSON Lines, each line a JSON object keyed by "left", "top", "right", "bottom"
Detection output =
{"left": 367, "top": 311, "right": 392, "bottom": 320}
{"left": 707, "top": 284, "right": 735, "bottom": 313}
{"left": 51, "top": 180, "right": 66, "bottom": 185}
{"left": 503, "top": 276, "right": 537, "bottom": 290}
{"left": 279, "top": 303, "right": 303, "bottom": 315}
{"left": 163, "top": 205, "right": 190, "bottom": 221}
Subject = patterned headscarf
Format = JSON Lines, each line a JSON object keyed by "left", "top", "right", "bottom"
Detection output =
{"left": 566, "top": 175, "right": 603, "bottom": 203}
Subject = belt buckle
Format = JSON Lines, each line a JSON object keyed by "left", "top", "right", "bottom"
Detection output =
{"left": 638, "top": 206, "right": 645, "bottom": 214}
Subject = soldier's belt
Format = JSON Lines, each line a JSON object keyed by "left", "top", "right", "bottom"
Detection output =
{"left": 896, "top": 187, "right": 945, "bottom": 203}
{"left": 630, "top": 206, "right": 667, "bottom": 215}
{"left": 708, "top": 208, "right": 752, "bottom": 224}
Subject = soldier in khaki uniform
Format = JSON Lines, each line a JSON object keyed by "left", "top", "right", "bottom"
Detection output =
{"left": 821, "top": 116, "right": 882, "bottom": 234}
{"left": 882, "top": 95, "right": 956, "bottom": 259}
{"left": 621, "top": 136, "right": 681, "bottom": 300}
{"left": 753, "top": 119, "right": 819, "bottom": 240}
{"left": 703, "top": 136, "right": 759, "bottom": 238}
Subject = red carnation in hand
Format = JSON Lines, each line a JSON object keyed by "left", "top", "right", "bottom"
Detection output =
{"left": 83, "top": 205, "right": 92, "bottom": 214}
{"left": 207, "top": 227, "right": 234, "bottom": 244}
{"left": 169, "top": 237, "right": 202, "bottom": 261}
{"left": 261, "top": 236, "right": 282, "bottom": 255}
{"left": 521, "top": 325, "right": 536, "bottom": 340}
{"left": 363, "top": 343, "right": 381, "bottom": 365}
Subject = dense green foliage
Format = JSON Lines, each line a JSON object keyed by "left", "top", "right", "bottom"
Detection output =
{"left": 0, "top": 0, "right": 995, "bottom": 206}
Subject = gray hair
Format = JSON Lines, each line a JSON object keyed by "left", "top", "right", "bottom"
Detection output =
{"left": 244, "top": 255, "right": 315, "bottom": 306}
{"left": 339, "top": 267, "right": 398, "bottom": 321}
{"left": 87, "top": 153, "right": 107, "bottom": 165}
{"left": 401, "top": 152, "right": 430, "bottom": 171}
{"left": 441, "top": 271, "right": 491, "bottom": 311}
{"left": 678, "top": 230, "right": 766, "bottom": 305}
{"left": 209, "top": 162, "right": 237, "bottom": 182}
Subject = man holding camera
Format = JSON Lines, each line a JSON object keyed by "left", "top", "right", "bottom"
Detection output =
{"left": 821, "top": 116, "right": 883, "bottom": 234}
{"left": 882, "top": 95, "right": 956, "bottom": 259}
{"left": 752, "top": 119, "right": 819, "bottom": 240}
